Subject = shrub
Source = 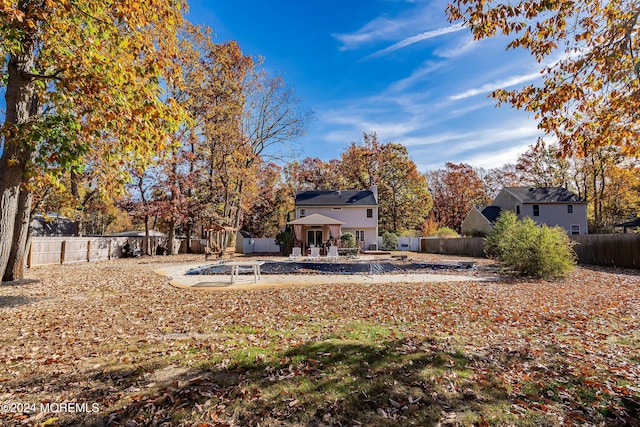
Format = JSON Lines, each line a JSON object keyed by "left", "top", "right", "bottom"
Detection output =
{"left": 434, "top": 227, "right": 459, "bottom": 238}
{"left": 484, "top": 211, "right": 518, "bottom": 258}
{"left": 485, "top": 212, "right": 576, "bottom": 279}
{"left": 340, "top": 232, "right": 356, "bottom": 248}
{"left": 275, "top": 230, "right": 292, "bottom": 253}
{"left": 381, "top": 231, "right": 399, "bottom": 250}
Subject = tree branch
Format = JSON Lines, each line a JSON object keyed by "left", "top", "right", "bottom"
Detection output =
{"left": 21, "top": 68, "right": 65, "bottom": 81}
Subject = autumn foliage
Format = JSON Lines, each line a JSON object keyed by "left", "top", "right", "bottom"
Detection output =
{"left": 0, "top": 0, "right": 186, "bottom": 280}
{"left": 447, "top": 0, "right": 640, "bottom": 156}
{"left": 427, "top": 163, "right": 487, "bottom": 232}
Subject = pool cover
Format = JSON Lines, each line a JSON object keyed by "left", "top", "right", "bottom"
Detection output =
{"left": 186, "top": 260, "right": 475, "bottom": 276}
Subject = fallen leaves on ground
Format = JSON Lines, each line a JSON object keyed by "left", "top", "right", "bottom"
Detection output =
{"left": 0, "top": 254, "right": 638, "bottom": 426}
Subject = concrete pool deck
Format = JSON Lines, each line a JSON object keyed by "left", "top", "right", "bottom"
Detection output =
{"left": 155, "top": 261, "right": 497, "bottom": 291}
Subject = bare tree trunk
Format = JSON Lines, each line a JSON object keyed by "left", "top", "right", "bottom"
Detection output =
{"left": 233, "top": 181, "right": 245, "bottom": 246}
{"left": 0, "top": 166, "right": 23, "bottom": 280}
{"left": 167, "top": 220, "right": 176, "bottom": 255}
{"left": 2, "top": 188, "right": 33, "bottom": 281}
{"left": 185, "top": 222, "right": 193, "bottom": 253}
{"left": 136, "top": 175, "right": 152, "bottom": 256}
{"left": 144, "top": 215, "right": 150, "bottom": 256}
{"left": 70, "top": 171, "right": 90, "bottom": 237}
{"left": 0, "top": 27, "right": 37, "bottom": 281}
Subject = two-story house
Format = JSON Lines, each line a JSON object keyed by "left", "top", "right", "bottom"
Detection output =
{"left": 462, "top": 186, "right": 588, "bottom": 236}
{"left": 288, "top": 186, "right": 379, "bottom": 250}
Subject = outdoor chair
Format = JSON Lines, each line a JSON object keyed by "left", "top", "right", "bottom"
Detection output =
{"left": 307, "top": 247, "right": 320, "bottom": 261}
{"left": 289, "top": 247, "right": 302, "bottom": 260}
{"left": 326, "top": 245, "right": 339, "bottom": 261}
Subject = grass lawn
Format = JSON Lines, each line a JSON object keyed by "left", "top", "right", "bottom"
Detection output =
{"left": 0, "top": 254, "right": 639, "bottom": 426}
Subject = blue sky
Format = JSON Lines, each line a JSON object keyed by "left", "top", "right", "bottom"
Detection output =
{"left": 187, "top": 0, "right": 550, "bottom": 172}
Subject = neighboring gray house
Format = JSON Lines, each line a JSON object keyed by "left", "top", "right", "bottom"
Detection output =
{"left": 288, "top": 186, "right": 379, "bottom": 250}
{"left": 462, "top": 187, "right": 588, "bottom": 236}
{"left": 461, "top": 206, "right": 502, "bottom": 236}
{"left": 32, "top": 213, "right": 76, "bottom": 236}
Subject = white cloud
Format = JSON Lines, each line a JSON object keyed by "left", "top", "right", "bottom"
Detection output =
{"left": 332, "top": 1, "right": 455, "bottom": 51}
{"left": 433, "top": 122, "right": 540, "bottom": 150}
{"left": 387, "top": 62, "right": 444, "bottom": 92}
{"left": 367, "top": 23, "right": 465, "bottom": 58}
{"left": 333, "top": 17, "right": 406, "bottom": 51}
{"left": 449, "top": 101, "right": 493, "bottom": 117}
{"left": 435, "top": 35, "right": 477, "bottom": 58}
{"left": 458, "top": 143, "right": 530, "bottom": 170}
{"left": 410, "top": 120, "right": 542, "bottom": 170}
{"left": 448, "top": 71, "right": 542, "bottom": 101}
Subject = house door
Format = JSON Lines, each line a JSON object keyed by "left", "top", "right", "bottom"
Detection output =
{"left": 307, "top": 229, "right": 323, "bottom": 247}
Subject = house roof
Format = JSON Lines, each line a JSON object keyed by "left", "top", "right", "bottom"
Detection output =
{"left": 504, "top": 187, "right": 586, "bottom": 203}
{"left": 32, "top": 214, "right": 76, "bottom": 236}
{"left": 287, "top": 213, "right": 345, "bottom": 225}
{"left": 295, "top": 190, "right": 377, "bottom": 206}
{"left": 481, "top": 206, "right": 502, "bottom": 223}
{"left": 616, "top": 217, "right": 640, "bottom": 228}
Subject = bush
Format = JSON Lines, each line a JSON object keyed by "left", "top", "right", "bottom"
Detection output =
{"left": 381, "top": 231, "right": 399, "bottom": 250}
{"left": 484, "top": 211, "right": 518, "bottom": 258}
{"left": 434, "top": 227, "right": 459, "bottom": 238}
{"left": 275, "top": 230, "right": 293, "bottom": 253}
{"left": 485, "top": 212, "right": 576, "bottom": 279}
{"left": 340, "top": 232, "right": 356, "bottom": 248}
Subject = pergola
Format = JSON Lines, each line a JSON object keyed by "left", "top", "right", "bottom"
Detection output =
{"left": 287, "top": 213, "right": 345, "bottom": 249}
{"left": 203, "top": 222, "right": 236, "bottom": 253}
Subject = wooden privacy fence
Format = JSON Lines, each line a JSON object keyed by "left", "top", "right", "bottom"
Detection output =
{"left": 420, "top": 237, "right": 485, "bottom": 258}
{"left": 28, "top": 236, "right": 184, "bottom": 267}
{"left": 571, "top": 234, "right": 640, "bottom": 269}
{"left": 420, "top": 234, "right": 640, "bottom": 269}
{"left": 28, "top": 237, "right": 115, "bottom": 267}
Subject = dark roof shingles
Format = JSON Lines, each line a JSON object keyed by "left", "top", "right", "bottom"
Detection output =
{"left": 481, "top": 206, "right": 502, "bottom": 223}
{"left": 506, "top": 187, "right": 586, "bottom": 203}
{"left": 295, "top": 190, "right": 377, "bottom": 206}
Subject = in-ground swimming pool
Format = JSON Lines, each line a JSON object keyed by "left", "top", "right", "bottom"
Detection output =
{"left": 186, "top": 259, "right": 476, "bottom": 276}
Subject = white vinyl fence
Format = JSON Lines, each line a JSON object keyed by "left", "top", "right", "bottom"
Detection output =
{"left": 237, "top": 237, "right": 281, "bottom": 254}
{"left": 376, "top": 236, "right": 422, "bottom": 251}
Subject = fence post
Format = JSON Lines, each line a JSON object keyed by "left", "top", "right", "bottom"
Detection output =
{"left": 108, "top": 240, "right": 112, "bottom": 260}
{"left": 60, "top": 240, "right": 66, "bottom": 265}
{"left": 87, "top": 240, "right": 92, "bottom": 262}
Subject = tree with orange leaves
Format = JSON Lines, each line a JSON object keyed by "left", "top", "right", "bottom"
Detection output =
{"left": 447, "top": 0, "right": 640, "bottom": 156}
{"left": 0, "top": 1, "right": 186, "bottom": 281}
{"left": 427, "top": 162, "right": 487, "bottom": 232}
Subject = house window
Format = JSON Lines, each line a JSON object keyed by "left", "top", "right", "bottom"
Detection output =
{"left": 570, "top": 224, "right": 580, "bottom": 235}
{"left": 533, "top": 205, "right": 540, "bottom": 216}
{"left": 366, "top": 208, "right": 373, "bottom": 218}
{"left": 567, "top": 204, "right": 573, "bottom": 213}
{"left": 516, "top": 205, "right": 520, "bottom": 215}
{"left": 299, "top": 208, "right": 306, "bottom": 218}
{"left": 355, "top": 230, "right": 365, "bottom": 242}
